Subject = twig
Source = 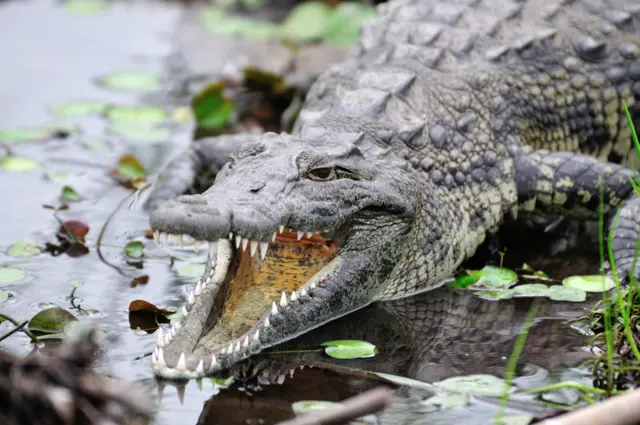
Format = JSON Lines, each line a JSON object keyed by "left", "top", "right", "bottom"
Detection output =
{"left": 538, "top": 388, "right": 640, "bottom": 425}
{"left": 0, "top": 312, "right": 40, "bottom": 343}
{"left": 275, "top": 387, "right": 393, "bottom": 425}
{"left": 0, "top": 319, "right": 29, "bottom": 343}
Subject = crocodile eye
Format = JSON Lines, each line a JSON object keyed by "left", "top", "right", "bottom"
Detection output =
{"left": 307, "top": 167, "right": 335, "bottom": 181}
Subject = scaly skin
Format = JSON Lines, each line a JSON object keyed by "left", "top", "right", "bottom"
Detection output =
{"left": 147, "top": 0, "right": 640, "bottom": 379}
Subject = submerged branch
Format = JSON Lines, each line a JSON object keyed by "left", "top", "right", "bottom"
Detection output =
{"left": 0, "top": 312, "right": 39, "bottom": 343}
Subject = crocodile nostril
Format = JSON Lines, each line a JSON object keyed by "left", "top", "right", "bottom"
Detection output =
{"left": 250, "top": 181, "right": 266, "bottom": 193}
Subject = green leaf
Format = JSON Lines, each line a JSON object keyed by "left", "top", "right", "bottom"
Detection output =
{"left": 451, "top": 273, "right": 480, "bottom": 289}
{"left": 191, "top": 83, "right": 235, "bottom": 130}
{"left": 436, "top": 374, "right": 511, "bottom": 398}
{"left": 321, "top": 339, "right": 377, "bottom": 359}
{"left": 281, "top": 1, "right": 331, "bottom": 43}
{"left": 105, "top": 106, "right": 167, "bottom": 123}
{"left": 0, "top": 290, "right": 8, "bottom": 304}
{"left": 115, "top": 154, "right": 146, "bottom": 179}
{"left": 65, "top": 0, "right": 108, "bottom": 14}
{"left": 513, "top": 283, "right": 549, "bottom": 297}
{"left": 291, "top": 401, "right": 341, "bottom": 415}
{"left": 0, "top": 127, "right": 51, "bottom": 143}
{"left": 1, "top": 156, "right": 43, "bottom": 172}
{"left": 562, "top": 275, "right": 615, "bottom": 293}
{"left": 454, "top": 266, "right": 517, "bottom": 289}
{"left": 99, "top": 71, "right": 162, "bottom": 92}
{"left": 424, "top": 393, "right": 468, "bottom": 408}
{"left": 50, "top": 101, "right": 106, "bottom": 117}
{"left": 324, "top": 3, "right": 375, "bottom": 45}
{"left": 473, "top": 288, "right": 514, "bottom": 301}
{"left": 177, "top": 263, "right": 206, "bottom": 278}
{"left": 108, "top": 122, "right": 171, "bottom": 143}
{"left": 61, "top": 185, "right": 82, "bottom": 202}
{"left": 0, "top": 268, "right": 26, "bottom": 285}
{"left": 205, "top": 15, "right": 281, "bottom": 38}
{"left": 125, "top": 240, "right": 145, "bottom": 258}
{"left": 71, "top": 280, "right": 84, "bottom": 288}
{"left": 28, "top": 307, "right": 78, "bottom": 334}
{"left": 7, "top": 239, "right": 40, "bottom": 257}
{"left": 210, "top": 376, "right": 234, "bottom": 388}
{"left": 549, "top": 285, "right": 587, "bottom": 302}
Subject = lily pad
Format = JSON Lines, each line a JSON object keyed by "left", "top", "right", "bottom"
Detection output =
{"left": 549, "top": 285, "right": 587, "bottom": 302}
{"left": 562, "top": 275, "right": 615, "bottom": 293}
{"left": 0, "top": 268, "right": 26, "bottom": 285}
{"left": 7, "top": 239, "right": 40, "bottom": 257}
{"left": 454, "top": 266, "right": 518, "bottom": 289}
{"left": 28, "top": 307, "right": 78, "bottom": 334}
{"left": 0, "top": 127, "right": 51, "bottom": 143}
{"left": 436, "top": 374, "right": 511, "bottom": 398}
{"left": 108, "top": 122, "right": 171, "bottom": 143}
{"left": 113, "top": 154, "right": 146, "bottom": 179}
{"left": 191, "top": 82, "right": 235, "bottom": 130}
{"left": 50, "top": 101, "right": 106, "bottom": 117}
{"left": 281, "top": 1, "right": 331, "bottom": 43}
{"left": 0, "top": 290, "right": 8, "bottom": 304}
{"left": 321, "top": 340, "right": 377, "bottom": 359}
{"left": 99, "top": 71, "right": 162, "bottom": 92}
{"left": 65, "top": 0, "right": 108, "bottom": 14}
{"left": 291, "top": 401, "right": 341, "bottom": 415}
{"left": 473, "top": 288, "right": 514, "bottom": 300}
{"left": 424, "top": 393, "right": 468, "bottom": 408}
{"left": 1, "top": 156, "right": 43, "bottom": 172}
{"left": 61, "top": 185, "right": 82, "bottom": 202}
{"left": 205, "top": 15, "right": 281, "bottom": 38}
{"left": 177, "top": 263, "right": 206, "bottom": 278}
{"left": 125, "top": 240, "right": 145, "bottom": 258}
{"left": 105, "top": 106, "right": 167, "bottom": 123}
{"left": 513, "top": 283, "right": 549, "bottom": 297}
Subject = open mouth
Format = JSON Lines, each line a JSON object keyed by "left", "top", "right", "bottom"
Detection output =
{"left": 151, "top": 227, "right": 341, "bottom": 380}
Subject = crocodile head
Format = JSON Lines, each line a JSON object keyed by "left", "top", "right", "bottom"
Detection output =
{"left": 149, "top": 130, "right": 422, "bottom": 379}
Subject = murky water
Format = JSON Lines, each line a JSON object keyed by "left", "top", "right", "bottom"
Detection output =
{"left": 0, "top": 1, "right": 603, "bottom": 424}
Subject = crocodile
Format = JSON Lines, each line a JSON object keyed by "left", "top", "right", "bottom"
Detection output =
{"left": 147, "top": 0, "right": 640, "bottom": 380}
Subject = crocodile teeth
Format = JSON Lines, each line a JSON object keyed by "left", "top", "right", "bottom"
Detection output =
{"left": 289, "top": 369, "right": 295, "bottom": 378}
{"left": 153, "top": 231, "right": 160, "bottom": 245}
{"left": 310, "top": 283, "right": 316, "bottom": 290}
{"left": 195, "top": 360, "right": 204, "bottom": 376}
{"left": 279, "top": 225, "right": 285, "bottom": 233}
{"left": 188, "top": 292, "right": 195, "bottom": 305}
{"left": 271, "top": 302, "right": 278, "bottom": 316}
{"left": 195, "top": 281, "right": 202, "bottom": 296}
{"left": 228, "top": 343, "right": 234, "bottom": 353}
{"left": 242, "top": 238, "right": 249, "bottom": 251}
{"left": 253, "top": 330, "right": 260, "bottom": 341}
{"left": 208, "top": 242, "right": 216, "bottom": 259}
{"left": 229, "top": 232, "right": 233, "bottom": 240}
{"left": 264, "top": 317, "right": 270, "bottom": 328}
{"left": 277, "top": 374, "right": 286, "bottom": 384}
{"left": 157, "top": 349, "right": 166, "bottom": 368}
{"left": 297, "top": 231, "right": 303, "bottom": 240}
{"left": 260, "top": 241, "right": 269, "bottom": 259}
{"left": 235, "top": 235, "right": 242, "bottom": 249}
{"left": 250, "top": 240, "right": 259, "bottom": 257}
{"left": 164, "top": 333, "right": 171, "bottom": 346}
{"left": 243, "top": 336, "right": 249, "bottom": 348}
{"left": 301, "top": 288, "right": 308, "bottom": 297}
{"left": 151, "top": 351, "right": 157, "bottom": 366}
{"left": 290, "top": 291, "right": 298, "bottom": 301}
{"left": 305, "top": 232, "right": 313, "bottom": 238}
{"left": 182, "top": 305, "right": 189, "bottom": 318}
{"left": 235, "top": 341, "right": 241, "bottom": 352}
{"left": 156, "top": 328, "right": 165, "bottom": 347}
{"left": 176, "top": 353, "right": 187, "bottom": 372}
{"left": 272, "top": 232, "right": 277, "bottom": 242}
{"left": 173, "top": 322, "right": 181, "bottom": 330}
{"left": 209, "top": 354, "right": 217, "bottom": 372}
{"left": 280, "top": 292, "right": 288, "bottom": 307}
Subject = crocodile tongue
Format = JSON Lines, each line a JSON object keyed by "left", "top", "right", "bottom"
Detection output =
{"left": 198, "top": 234, "right": 336, "bottom": 352}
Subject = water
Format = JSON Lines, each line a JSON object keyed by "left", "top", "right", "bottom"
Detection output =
{"left": 0, "top": 1, "right": 601, "bottom": 423}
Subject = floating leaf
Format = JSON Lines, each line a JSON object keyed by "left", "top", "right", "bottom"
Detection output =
{"left": 563, "top": 275, "right": 615, "bottom": 293}
{"left": 455, "top": 266, "right": 517, "bottom": 289}
{"left": 321, "top": 340, "right": 377, "bottom": 359}
{"left": 191, "top": 82, "right": 235, "bottom": 130}
{"left": 125, "top": 240, "right": 145, "bottom": 258}
{"left": 473, "top": 288, "right": 514, "bottom": 301}
{"left": 57, "top": 219, "right": 89, "bottom": 241}
{"left": 112, "top": 154, "right": 146, "bottom": 181}
{"left": 28, "top": 307, "right": 78, "bottom": 334}
{"left": 50, "top": 100, "right": 106, "bottom": 117}
{"left": 60, "top": 185, "right": 82, "bottom": 202}
{"left": 291, "top": 401, "right": 341, "bottom": 415}
{"left": 171, "top": 106, "right": 194, "bottom": 124}
{"left": 0, "top": 127, "right": 51, "bottom": 143}
{"left": 130, "top": 275, "right": 149, "bottom": 287}
{"left": 1, "top": 156, "right": 43, "bottom": 172}
{"left": 0, "top": 290, "right": 8, "bottom": 304}
{"left": 324, "top": 3, "right": 375, "bottom": 45}
{"left": 281, "top": 1, "right": 331, "bottom": 43}
{"left": 437, "top": 374, "right": 511, "bottom": 398}
{"left": 549, "top": 285, "right": 587, "bottom": 302}
{"left": 108, "top": 122, "right": 171, "bottom": 143}
{"left": 99, "top": 71, "right": 162, "bottom": 92}
{"left": 105, "top": 105, "right": 167, "bottom": 123}
{"left": 0, "top": 268, "right": 26, "bottom": 285}
{"left": 177, "top": 263, "right": 206, "bottom": 278}
{"left": 128, "top": 300, "right": 172, "bottom": 314}
{"left": 202, "top": 9, "right": 280, "bottom": 38}
{"left": 7, "top": 239, "right": 40, "bottom": 257}
{"left": 513, "top": 283, "right": 549, "bottom": 297}
{"left": 65, "top": 0, "right": 108, "bottom": 14}
{"left": 211, "top": 376, "right": 234, "bottom": 388}
{"left": 424, "top": 393, "right": 468, "bottom": 408}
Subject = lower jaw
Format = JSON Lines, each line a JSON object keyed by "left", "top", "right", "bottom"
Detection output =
{"left": 152, "top": 235, "right": 337, "bottom": 380}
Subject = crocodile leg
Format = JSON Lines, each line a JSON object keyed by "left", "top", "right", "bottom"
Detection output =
{"left": 144, "top": 134, "right": 263, "bottom": 211}
{"left": 514, "top": 147, "right": 640, "bottom": 281}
